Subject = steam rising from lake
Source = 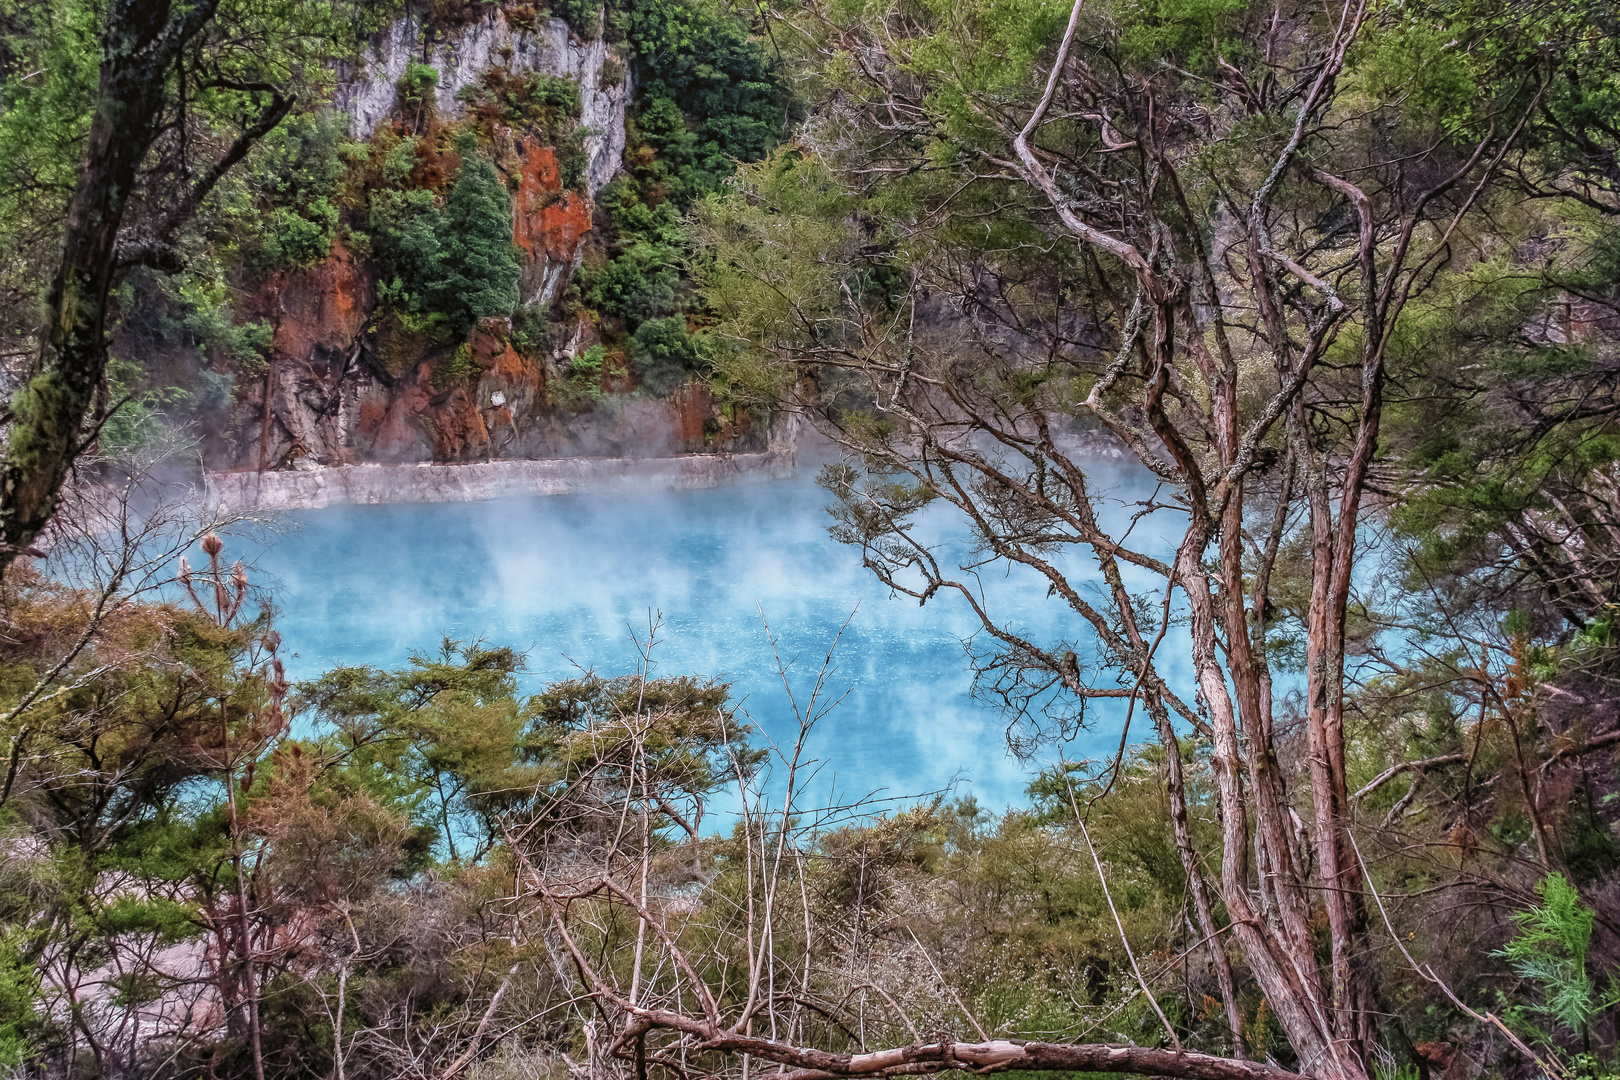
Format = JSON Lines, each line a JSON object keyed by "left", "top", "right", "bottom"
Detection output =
{"left": 238, "top": 460, "right": 1187, "bottom": 811}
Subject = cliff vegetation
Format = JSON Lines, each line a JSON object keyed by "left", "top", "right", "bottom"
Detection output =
{"left": 0, "top": 0, "right": 791, "bottom": 471}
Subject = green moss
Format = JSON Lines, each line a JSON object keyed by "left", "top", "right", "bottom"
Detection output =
{"left": 7, "top": 368, "right": 80, "bottom": 477}
{"left": 433, "top": 341, "right": 480, "bottom": 389}
{"left": 372, "top": 308, "right": 448, "bottom": 382}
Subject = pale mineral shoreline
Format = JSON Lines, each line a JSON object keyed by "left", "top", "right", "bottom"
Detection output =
{"left": 203, "top": 449, "right": 799, "bottom": 513}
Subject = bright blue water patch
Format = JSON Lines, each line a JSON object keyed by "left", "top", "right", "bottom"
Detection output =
{"left": 231, "top": 461, "right": 1184, "bottom": 812}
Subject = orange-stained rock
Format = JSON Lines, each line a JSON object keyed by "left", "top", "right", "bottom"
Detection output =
{"left": 222, "top": 241, "right": 374, "bottom": 470}
{"left": 357, "top": 398, "right": 388, "bottom": 438}
{"left": 510, "top": 135, "right": 593, "bottom": 304}
{"left": 468, "top": 318, "right": 544, "bottom": 408}
{"left": 536, "top": 196, "right": 592, "bottom": 262}
{"left": 492, "top": 343, "right": 529, "bottom": 381}
{"left": 669, "top": 383, "right": 713, "bottom": 451}
{"left": 255, "top": 241, "right": 369, "bottom": 363}
{"left": 354, "top": 374, "right": 436, "bottom": 461}
{"left": 420, "top": 381, "right": 493, "bottom": 461}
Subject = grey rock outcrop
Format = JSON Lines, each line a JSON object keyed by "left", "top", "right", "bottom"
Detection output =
{"left": 335, "top": 11, "right": 629, "bottom": 194}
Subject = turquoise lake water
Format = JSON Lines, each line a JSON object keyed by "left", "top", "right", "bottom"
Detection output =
{"left": 234, "top": 460, "right": 1185, "bottom": 812}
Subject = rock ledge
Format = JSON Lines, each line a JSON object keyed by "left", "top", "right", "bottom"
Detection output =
{"left": 206, "top": 451, "right": 797, "bottom": 512}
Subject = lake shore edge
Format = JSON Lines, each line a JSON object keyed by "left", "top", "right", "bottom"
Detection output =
{"left": 204, "top": 449, "right": 799, "bottom": 512}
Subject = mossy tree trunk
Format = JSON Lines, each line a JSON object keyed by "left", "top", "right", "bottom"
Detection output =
{"left": 0, "top": 0, "right": 223, "bottom": 577}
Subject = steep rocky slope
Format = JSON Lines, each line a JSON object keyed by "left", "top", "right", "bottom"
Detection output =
{"left": 202, "top": 5, "right": 770, "bottom": 473}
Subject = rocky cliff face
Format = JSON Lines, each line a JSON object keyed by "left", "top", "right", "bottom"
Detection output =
{"left": 335, "top": 11, "right": 629, "bottom": 196}
{"left": 210, "top": 9, "right": 764, "bottom": 474}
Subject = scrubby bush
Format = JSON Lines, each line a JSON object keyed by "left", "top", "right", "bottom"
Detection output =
{"left": 571, "top": 344, "right": 605, "bottom": 379}
{"left": 245, "top": 110, "right": 347, "bottom": 208}
{"left": 558, "top": 344, "right": 607, "bottom": 405}
{"left": 433, "top": 341, "right": 480, "bottom": 389}
{"left": 558, "top": 126, "right": 590, "bottom": 190}
{"left": 509, "top": 300, "right": 550, "bottom": 356}
{"left": 458, "top": 69, "right": 582, "bottom": 142}
{"left": 552, "top": 0, "right": 602, "bottom": 38}
{"left": 381, "top": 134, "right": 422, "bottom": 184}
{"left": 398, "top": 62, "right": 440, "bottom": 109}
{"left": 258, "top": 197, "right": 339, "bottom": 270}
{"left": 0, "top": 933, "right": 38, "bottom": 1067}
{"left": 243, "top": 111, "right": 348, "bottom": 271}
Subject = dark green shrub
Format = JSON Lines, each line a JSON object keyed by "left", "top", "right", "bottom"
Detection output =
{"left": 381, "top": 135, "right": 422, "bottom": 184}
{"left": 569, "top": 0, "right": 789, "bottom": 393}
{"left": 534, "top": 74, "right": 583, "bottom": 118}
{"left": 582, "top": 178, "right": 685, "bottom": 322}
{"left": 624, "top": 0, "right": 787, "bottom": 202}
{"left": 599, "top": 179, "right": 685, "bottom": 246}
{"left": 629, "top": 316, "right": 702, "bottom": 393}
{"left": 570, "top": 345, "right": 605, "bottom": 380}
{"left": 585, "top": 246, "right": 679, "bottom": 323}
{"left": 370, "top": 188, "right": 444, "bottom": 307}
{"left": 434, "top": 135, "right": 521, "bottom": 332}
{"left": 558, "top": 127, "right": 589, "bottom": 190}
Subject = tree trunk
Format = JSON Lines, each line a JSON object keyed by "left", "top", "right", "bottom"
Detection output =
{"left": 0, "top": 0, "right": 221, "bottom": 579}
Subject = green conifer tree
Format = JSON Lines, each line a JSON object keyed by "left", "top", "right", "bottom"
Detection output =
{"left": 433, "top": 134, "right": 520, "bottom": 335}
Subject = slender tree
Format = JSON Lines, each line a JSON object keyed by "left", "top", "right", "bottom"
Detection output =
{"left": 680, "top": 0, "right": 1557, "bottom": 1074}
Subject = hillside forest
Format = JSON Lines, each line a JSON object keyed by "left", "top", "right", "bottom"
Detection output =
{"left": 5, "top": 0, "right": 1620, "bottom": 1078}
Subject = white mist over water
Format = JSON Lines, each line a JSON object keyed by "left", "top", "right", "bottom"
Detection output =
{"left": 233, "top": 459, "right": 1188, "bottom": 811}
